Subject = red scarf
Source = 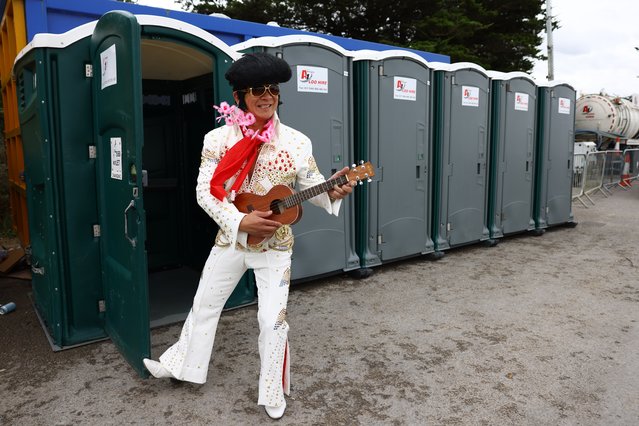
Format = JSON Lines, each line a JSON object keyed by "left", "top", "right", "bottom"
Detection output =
{"left": 209, "top": 129, "right": 265, "bottom": 201}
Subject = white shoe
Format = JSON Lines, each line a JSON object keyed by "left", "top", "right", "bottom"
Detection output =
{"left": 143, "top": 358, "right": 174, "bottom": 379}
{"left": 264, "top": 399, "right": 286, "bottom": 420}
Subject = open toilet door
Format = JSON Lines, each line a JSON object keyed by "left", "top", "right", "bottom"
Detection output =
{"left": 91, "top": 10, "right": 150, "bottom": 377}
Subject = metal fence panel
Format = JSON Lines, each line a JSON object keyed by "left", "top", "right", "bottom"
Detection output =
{"left": 572, "top": 153, "right": 587, "bottom": 199}
{"left": 583, "top": 152, "right": 606, "bottom": 196}
{"left": 602, "top": 151, "right": 624, "bottom": 190}
{"left": 622, "top": 148, "right": 639, "bottom": 185}
{"left": 573, "top": 149, "right": 639, "bottom": 209}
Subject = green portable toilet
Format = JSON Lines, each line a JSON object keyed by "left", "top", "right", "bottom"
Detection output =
{"left": 534, "top": 81, "right": 577, "bottom": 231}
{"left": 430, "top": 62, "right": 491, "bottom": 256}
{"left": 352, "top": 49, "right": 433, "bottom": 269}
{"left": 486, "top": 71, "right": 537, "bottom": 242}
{"left": 232, "top": 35, "right": 360, "bottom": 281}
{"left": 15, "top": 22, "right": 104, "bottom": 350}
{"left": 14, "top": 11, "right": 255, "bottom": 376}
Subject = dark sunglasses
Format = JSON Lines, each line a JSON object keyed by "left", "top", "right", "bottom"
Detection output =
{"left": 240, "top": 84, "right": 281, "bottom": 97}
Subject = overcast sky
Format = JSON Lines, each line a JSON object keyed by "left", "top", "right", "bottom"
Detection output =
{"left": 530, "top": 0, "right": 639, "bottom": 97}
{"left": 137, "top": 0, "right": 639, "bottom": 98}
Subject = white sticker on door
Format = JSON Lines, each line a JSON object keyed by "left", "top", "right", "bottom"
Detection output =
{"left": 297, "top": 65, "right": 328, "bottom": 93}
{"left": 393, "top": 76, "right": 417, "bottom": 101}
{"left": 111, "top": 137, "right": 123, "bottom": 180}
{"left": 462, "top": 86, "right": 480, "bottom": 107}
{"left": 514, "top": 92, "right": 529, "bottom": 111}
{"left": 100, "top": 44, "right": 117, "bottom": 90}
{"left": 558, "top": 97, "right": 571, "bottom": 114}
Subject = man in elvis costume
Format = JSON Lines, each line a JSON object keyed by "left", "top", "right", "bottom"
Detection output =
{"left": 143, "top": 52, "right": 354, "bottom": 419}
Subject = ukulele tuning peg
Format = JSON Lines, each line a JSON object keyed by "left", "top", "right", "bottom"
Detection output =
{"left": 367, "top": 178, "right": 372, "bottom": 183}
{"left": 359, "top": 160, "right": 364, "bottom": 165}
{"left": 359, "top": 181, "right": 363, "bottom": 185}
{"left": 351, "top": 163, "right": 357, "bottom": 168}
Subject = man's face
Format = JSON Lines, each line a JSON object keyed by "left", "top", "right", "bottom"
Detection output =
{"left": 237, "top": 84, "right": 279, "bottom": 127}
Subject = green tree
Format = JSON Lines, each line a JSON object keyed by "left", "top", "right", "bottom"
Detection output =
{"left": 410, "top": 0, "right": 546, "bottom": 70}
{"left": 474, "top": 0, "right": 546, "bottom": 71}
{"left": 178, "top": 0, "right": 547, "bottom": 72}
{"left": 286, "top": 0, "right": 422, "bottom": 45}
{"left": 178, "top": 0, "right": 422, "bottom": 44}
{"left": 177, "top": 0, "right": 293, "bottom": 23}
{"left": 410, "top": 0, "right": 495, "bottom": 65}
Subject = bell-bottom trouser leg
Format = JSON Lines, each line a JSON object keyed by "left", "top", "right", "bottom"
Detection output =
{"left": 252, "top": 249, "right": 291, "bottom": 407}
{"left": 157, "top": 245, "right": 292, "bottom": 408}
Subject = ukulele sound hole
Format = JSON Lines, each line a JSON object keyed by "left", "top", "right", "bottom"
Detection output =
{"left": 270, "top": 199, "right": 285, "bottom": 215}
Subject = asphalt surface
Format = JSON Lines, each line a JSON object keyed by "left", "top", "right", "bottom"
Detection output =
{"left": 1, "top": 186, "right": 638, "bottom": 425}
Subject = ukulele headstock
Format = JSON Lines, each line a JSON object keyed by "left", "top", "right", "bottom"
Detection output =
{"left": 347, "top": 161, "right": 375, "bottom": 185}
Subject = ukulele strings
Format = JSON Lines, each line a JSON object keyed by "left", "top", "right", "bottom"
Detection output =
{"left": 241, "top": 176, "right": 348, "bottom": 212}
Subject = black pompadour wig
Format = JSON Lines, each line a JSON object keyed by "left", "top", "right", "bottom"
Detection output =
{"left": 225, "top": 52, "right": 292, "bottom": 92}
{"left": 225, "top": 52, "right": 292, "bottom": 110}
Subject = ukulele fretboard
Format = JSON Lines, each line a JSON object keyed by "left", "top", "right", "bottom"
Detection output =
{"left": 283, "top": 175, "right": 349, "bottom": 208}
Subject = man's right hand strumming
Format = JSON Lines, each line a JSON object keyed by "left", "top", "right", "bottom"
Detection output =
{"left": 239, "top": 210, "right": 282, "bottom": 240}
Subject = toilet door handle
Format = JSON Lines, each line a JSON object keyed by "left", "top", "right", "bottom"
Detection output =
{"left": 124, "top": 199, "right": 138, "bottom": 248}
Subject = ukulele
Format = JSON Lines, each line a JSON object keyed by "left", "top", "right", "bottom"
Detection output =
{"left": 233, "top": 161, "right": 375, "bottom": 245}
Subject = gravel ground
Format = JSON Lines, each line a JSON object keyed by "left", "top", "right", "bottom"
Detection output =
{"left": 1, "top": 186, "right": 638, "bottom": 425}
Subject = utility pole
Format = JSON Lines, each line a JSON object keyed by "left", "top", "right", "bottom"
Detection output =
{"left": 546, "top": 0, "right": 554, "bottom": 81}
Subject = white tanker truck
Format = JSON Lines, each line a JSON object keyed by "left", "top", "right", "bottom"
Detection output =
{"left": 575, "top": 94, "right": 639, "bottom": 149}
